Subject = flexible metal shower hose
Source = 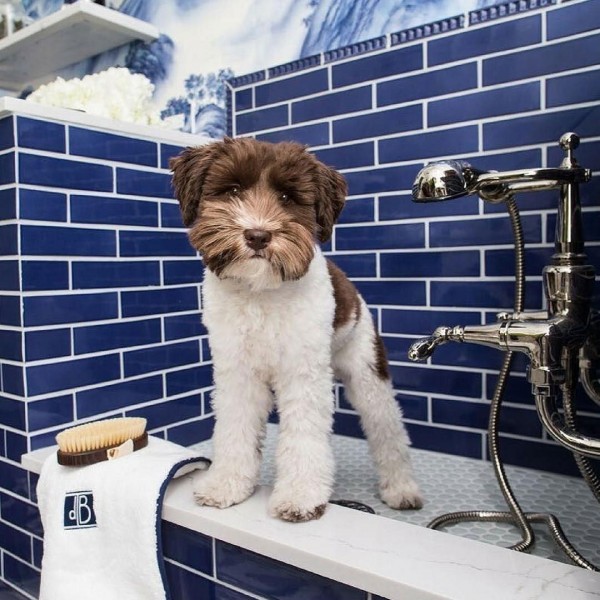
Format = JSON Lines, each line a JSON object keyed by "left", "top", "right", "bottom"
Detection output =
{"left": 427, "top": 195, "right": 599, "bottom": 571}
{"left": 563, "top": 384, "right": 600, "bottom": 503}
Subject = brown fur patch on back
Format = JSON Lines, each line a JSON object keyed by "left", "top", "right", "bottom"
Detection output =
{"left": 373, "top": 333, "right": 391, "bottom": 380}
{"left": 327, "top": 259, "right": 361, "bottom": 329}
{"left": 327, "top": 260, "right": 390, "bottom": 381}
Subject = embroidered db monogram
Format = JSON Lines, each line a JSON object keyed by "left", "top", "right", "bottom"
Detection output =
{"left": 64, "top": 491, "right": 97, "bottom": 529}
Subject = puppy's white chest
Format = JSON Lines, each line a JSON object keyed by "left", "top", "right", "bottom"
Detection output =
{"left": 214, "top": 293, "right": 285, "bottom": 346}
{"left": 201, "top": 255, "right": 335, "bottom": 376}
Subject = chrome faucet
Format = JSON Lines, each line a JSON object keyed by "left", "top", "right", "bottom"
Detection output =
{"left": 409, "top": 133, "right": 600, "bottom": 458}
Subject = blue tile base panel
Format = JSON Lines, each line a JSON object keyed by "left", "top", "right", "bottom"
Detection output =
{"left": 0, "top": 582, "right": 28, "bottom": 600}
{"left": 0, "top": 520, "right": 377, "bottom": 600}
{"left": 0, "top": 521, "right": 383, "bottom": 600}
{"left": 162, "top": 522, "right": 372, "bottom": 600}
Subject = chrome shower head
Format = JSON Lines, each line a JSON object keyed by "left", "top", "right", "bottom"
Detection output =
{"left": 411, "top": 160, "right": 472, "bottom": 202}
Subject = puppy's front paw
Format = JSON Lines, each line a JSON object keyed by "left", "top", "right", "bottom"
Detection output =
{"left": 268, "top": 486, "right": 330, "bottom": 522}
{"left": 380, "top": 478, "right": 424, "bottom": 510}
{"left": 270, "top": 499, "right": 327, "bottom": 522}
{"left": 192, "top": 470, "right": 255, "bottom": 509}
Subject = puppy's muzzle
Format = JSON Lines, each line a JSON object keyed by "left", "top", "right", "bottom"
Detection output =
{"left": 244, "top": 229, "right": 272, "bottom": 251}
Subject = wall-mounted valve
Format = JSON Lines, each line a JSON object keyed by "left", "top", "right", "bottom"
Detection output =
{"left": 409, "top": 132, "right": 600, "bottom": 458}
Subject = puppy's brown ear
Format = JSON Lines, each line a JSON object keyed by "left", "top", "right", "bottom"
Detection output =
{"left": 314, "top": 163, "right": 347, "bottom": 243}
{"left": 170, "top": 144, "right": 219, "bottom": 227}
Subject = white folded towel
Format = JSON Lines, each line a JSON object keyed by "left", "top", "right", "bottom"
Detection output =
{"left": 37, "top": 436, "right": 209, "bottom": 600}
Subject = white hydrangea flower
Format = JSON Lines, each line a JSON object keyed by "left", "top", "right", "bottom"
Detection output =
{"left": 27, "top": 68, "right": 176, "bottom": 128}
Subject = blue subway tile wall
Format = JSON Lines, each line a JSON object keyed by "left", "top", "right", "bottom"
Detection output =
{"left": 228, "top": 0, "right": 600, "bottom": 477}
{"left": 333, "top": 104, "right": 422, "bottom": 143}
{"left": 0, "top": 116, "right": 14, "bottom": 149}
{"left": 546, "top": 68, "right": 600, "bottom": 108}
{"left": 19, "top": 189, "right": 67, "bottom": 222}
{"left": 332, "top": 44, "right": 422, "bottom": 87}
{"left": 71, "top": 260, "right": 161, "bottom": 289}
{"left": 0, "top": 295, "right": 21, "bottom": 328}
{"left": 256, "top": 69, "right": 328, "bottom": 107}
{"left": 70, "top": 195, "right": 159, "bottom": 227}
{"left": 377, "top": 62, "right": 477, "bottom": 106}
{"left": 69, "top": 127, "right": 158, "bottom": 166}
{"left": 21, "top": 225, "right": 117, "bottom": 257}
{"left": 19, "top": 154, "right": 113, "bottom": 191}
{"left": 0, "top": 116, "right": 215, "bottom": 596}
{"left": 216, "top": 541, "right": 367, "bottom": 600}
{"left": 314, "top": 142, "right": 375, "bottom": 171}
{"left": 546, "top": 0, "right": 599, "bottom": 39}
{"left": 292, "top": 86, "right": 372, "bottom": 123}
{"left": 427, "top": 81, "right": 541, "bottom": 126}
{"left": 116, "top": 167, "right": 173, "bottom": 198}
{"left": 256, "top": 122, "right": 329, "bottom": 146}
{"left": 0, "top": 152, "right": 15, "bottom": 186}
{"left": 17, "top": 117, "right": 65, "bottom": 153}
{"left": 378, "top": 125, "right": 479, "bottom": 163}
{"left": 484, "top": 32, "right": 600, "bottom": 86}
{"left": 428, "top": 14, "right": 541, "bottom": 66}
{"left": 0, "top": 188, "right": 16, "bottom": 221}
{"left": 0, "top": 261, "right": 18, "bottom": 292}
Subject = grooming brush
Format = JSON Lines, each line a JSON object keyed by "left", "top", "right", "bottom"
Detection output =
{"left": 56, "top": 417, "right": 148, "bottom": 466}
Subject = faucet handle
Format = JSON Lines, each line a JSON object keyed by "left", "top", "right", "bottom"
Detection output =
{"left": 559, "top": 132, "right": 580, "bottom": 168}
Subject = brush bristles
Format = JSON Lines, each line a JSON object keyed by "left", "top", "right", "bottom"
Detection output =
{"left": 56, "top": 418, "right": 147, "bottom": 454}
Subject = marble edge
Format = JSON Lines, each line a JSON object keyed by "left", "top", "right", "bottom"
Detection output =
{"left": 22, "top": 446, "right": 600, "bottom": 600}
{"left": 22, "top": 445, "right": 58, "bottom": 473}
{"left": 0, "top": 97, "right": 212, "bottom": 147}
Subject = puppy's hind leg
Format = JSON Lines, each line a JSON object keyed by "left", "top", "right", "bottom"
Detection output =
{"left": 193, "top": 367, "right": 272, "bottom": 509}
{"left": 333, "top": 304, "right": 423, "bottom": 510}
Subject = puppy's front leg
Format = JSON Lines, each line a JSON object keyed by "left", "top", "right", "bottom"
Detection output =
{"left": 193, "top": 368, "right": 272, "bottom": 509}
{"left": 269, "top": 370, "right": 335, "bottom": 522}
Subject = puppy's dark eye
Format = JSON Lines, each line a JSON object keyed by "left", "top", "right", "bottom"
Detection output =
{"left": 279, "top": 191, "right": 292, "bottom": 205}
{"left": 229, "top": 185, "right": 241, "bottom": 197}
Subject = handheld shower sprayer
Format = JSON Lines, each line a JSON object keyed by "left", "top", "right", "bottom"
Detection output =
{"left": 412, "top": 133, "right": 591, "bottom": 206}
{"left": 412, "top": 160, "right": 504, "bottom": 202}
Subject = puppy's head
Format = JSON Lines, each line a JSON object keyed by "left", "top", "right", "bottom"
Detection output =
{"left": 170, "top": 137, "right": 347, "bottom": 288}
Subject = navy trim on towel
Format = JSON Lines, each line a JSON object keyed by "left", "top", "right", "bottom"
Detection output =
{"left": 155, "top": 457, "right": 211, "bottom": 600}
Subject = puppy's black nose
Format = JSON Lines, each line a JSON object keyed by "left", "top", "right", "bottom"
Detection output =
{"left": 244, "top": 229, "right": 272, "bottom": 251}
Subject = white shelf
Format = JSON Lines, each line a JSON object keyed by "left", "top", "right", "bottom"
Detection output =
{"left": 0, "top": 1, "right": 159, "bottom": 91}
{"left": 0, "top": 97, "right": 211, "bottom": 147}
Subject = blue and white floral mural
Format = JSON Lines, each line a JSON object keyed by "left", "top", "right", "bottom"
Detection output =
{"left": 17, "top": 0, "right": 497, "bottom": 136}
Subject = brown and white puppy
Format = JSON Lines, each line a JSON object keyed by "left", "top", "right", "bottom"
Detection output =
{"left": 171, "top": 137, "right": 422, "bottom": 522}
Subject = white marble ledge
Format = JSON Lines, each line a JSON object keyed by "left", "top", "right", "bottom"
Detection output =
{"left": 22, "top": 446, "right": 600, "bottom": 600}
{"left": 0, "top": 97, "right": 211, "bottom": 147}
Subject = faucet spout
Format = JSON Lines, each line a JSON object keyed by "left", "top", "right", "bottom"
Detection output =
{"left": 408, "top": 317, "right": 576, "bottom": 390}
{"left": 408, "top": 326, "right": 453, "bottom": 361}
{"left": 408, "top": 322, "right": 508, "bottom": 361}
